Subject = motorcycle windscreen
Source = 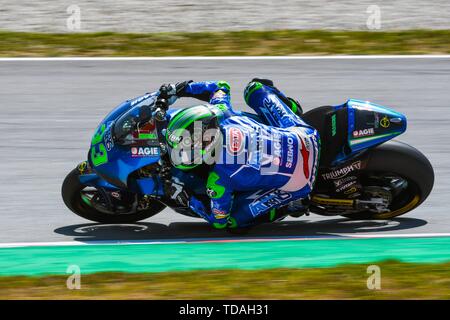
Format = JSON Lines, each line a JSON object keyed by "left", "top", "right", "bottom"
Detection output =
{"left": 89, "top": 117, "right": 161, "bottom": 188}
{"left": 347, "top": 99, "right": 407, "bottom": 153}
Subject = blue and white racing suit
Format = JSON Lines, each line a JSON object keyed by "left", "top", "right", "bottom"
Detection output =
{"left": 177, "top": 80, "right": 320, "bottom": 228}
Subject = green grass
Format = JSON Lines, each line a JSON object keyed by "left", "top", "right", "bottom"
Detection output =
{"left": 1, "top": 261, "right": 449, "bottom": 299}
{"left": 0, "top": 30, "right": 449, "bottom": 56}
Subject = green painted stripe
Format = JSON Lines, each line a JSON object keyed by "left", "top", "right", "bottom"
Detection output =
{"left": 138, "top": 133, "right": 157, "bottom": 139}
{"left": 1, "top": 237, "right": 449, "bottom": 276}
{"left": 349, "top": 131, "right": 402, "bottom": 146}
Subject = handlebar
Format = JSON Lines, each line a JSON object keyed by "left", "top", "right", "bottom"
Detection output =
{"left": 154, "top": 96, "right": 169, "bottom": 121}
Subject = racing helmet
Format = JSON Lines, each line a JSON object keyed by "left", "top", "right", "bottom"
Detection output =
{"left": 165, "top": 104, "right": 223, "bottom": 170}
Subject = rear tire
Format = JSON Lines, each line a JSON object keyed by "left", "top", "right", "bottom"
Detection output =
{"left": 62, "top": 167, "right": 166, "bottom": 223}
{"left": 342, "top": 140, "right": 434, "bottom": 219}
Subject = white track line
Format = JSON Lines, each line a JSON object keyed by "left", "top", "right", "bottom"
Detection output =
{"left": 0, "top": 55, "right": 449, "bottom": 62}
{"left": 1, "top": 233, "right": 449, "bottom": 248}
{"left": 0, "top": 240, "right": 187, "bottom": 248}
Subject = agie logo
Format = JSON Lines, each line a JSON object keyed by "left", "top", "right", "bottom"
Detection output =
{"left": 353, "top": 128, "right": 374, "bottom": 138}
{"left": 131, "top": 147, "right": 159, "bottom": 157}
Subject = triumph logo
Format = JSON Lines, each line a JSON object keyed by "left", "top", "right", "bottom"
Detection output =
{"left": 322, "top": 161, "right": 362, "bottom": 180}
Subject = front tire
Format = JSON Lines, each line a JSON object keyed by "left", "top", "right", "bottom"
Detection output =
{"left": 342, "top": 140, "right": 434, "bottom": 219}
{"left": 62, "top": 166, "right": 166, "bottom": 223}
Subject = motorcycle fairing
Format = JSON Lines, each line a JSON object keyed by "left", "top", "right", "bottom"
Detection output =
{"left": 332, "top": 99, "right": 406, "bottom": 164}
{"left": 88, "top": 93, "right": 162, "bottom": 188}
{"left": 346, "top": 99, "right": 407, "bottom": 152}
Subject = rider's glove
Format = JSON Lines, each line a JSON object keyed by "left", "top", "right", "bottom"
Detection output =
{"left": 163, "top": 177, "right": 190, "bottom": 208}
{"left": 189, "top": 196, "right": 210, "bottom": 221}
{"left": 189, "top": 197, "right": 229, "bottom": 229}
{"left": 158, "top": 80, "right": 193, "bottom": 106}
{"left": 158, "top": 83, "right": 178, "bottom": 106}
{"left": 175, "top": 80, "right": 193, "bottom": 96}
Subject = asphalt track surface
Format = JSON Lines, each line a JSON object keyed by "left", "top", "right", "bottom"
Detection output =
{"left": 0, "top": 57, "right": 449, "bottom": 244}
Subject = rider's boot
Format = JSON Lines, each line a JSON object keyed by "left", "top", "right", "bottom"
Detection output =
{"left": 286, "top": 200, "right": 309, "bottom": 217}
{"left": 279, "top": 196, "right": 310, "bottom": 218}
{"left": 247, "top": 78, "right": 303, "bottom": 116}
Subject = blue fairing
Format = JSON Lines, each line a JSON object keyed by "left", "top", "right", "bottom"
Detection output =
{"left": 332, "top": 99, "right": 407, "bottom": 164}
{"left": 84, "top": 92, "right": 199, "bottom": 196}
{"left": 87, "top": 92, "right": 162, "bottom": 191}
{"left": 347, "top": 99, "right": 407, "bottom": 151}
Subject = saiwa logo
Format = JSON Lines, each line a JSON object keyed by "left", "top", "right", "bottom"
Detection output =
{"left": 227, "top": 127, "right": 244, "bottom": 154}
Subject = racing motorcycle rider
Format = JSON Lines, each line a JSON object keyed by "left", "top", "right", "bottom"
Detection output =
{"left": 160, "top": 79, "right": 320, "bottom": 230}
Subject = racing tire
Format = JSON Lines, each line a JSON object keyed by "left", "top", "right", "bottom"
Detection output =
{"left": 342, "top": 140, "right": 434, "bottom": 219}
{"left": 62, "top": 167, "right": 166, "bottom": 223}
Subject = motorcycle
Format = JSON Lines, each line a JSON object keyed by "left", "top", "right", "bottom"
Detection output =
{"left": 62, "top": 89, "right": 434, "bottom": 226}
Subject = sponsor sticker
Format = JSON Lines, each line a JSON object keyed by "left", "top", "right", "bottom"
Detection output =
{"left": 374, "top": 113, "right": 380, "bottom": 129}
{"left": 380, "top": 116, "right": 390, "bottom": 128}
{"left": 336, "top": 181, "right": 357, "bottom": 193}
{"left": 130, "top": 94, "right": 151, "bottom": 107}
{"left": 227, "top": 127, "right": 244, "bottom": 155}
{"left": 131, "top": 147, "right": 160, "bottom": 157}
{"left": 249, "top": 189, "right": 292, "bottom": 217}
{"left": 104, "top": 129, "right": 114, "bottom": 151}
{"left": 110, "top": 191, "right": 121, "bottom": 199}
{"left": 331, "top": 114, "right": 337, "bottom": 137}
{"left": 353, "top": 128, "right": 374, "bottom": 138}
{"left": 285, "top": 136, "right": 295, "bottom": 169}
{"left": 263, "top": 96, "right": 285, "bottom": 122}
{"left": 321, "top": 161, "right": 362, "bottom": 181}
{"left": 344, "top": 187, "right": 358, "bottom": 195}
{"left": 212, "top": 208, "right": 228, "bottom": 219}
{"left": 333, "top": 175, "right": 357, "bottom": 188}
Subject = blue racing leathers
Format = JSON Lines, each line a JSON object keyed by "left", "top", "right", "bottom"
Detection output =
{"left": 176, "top": 80, "right": 320, "bottom": 229}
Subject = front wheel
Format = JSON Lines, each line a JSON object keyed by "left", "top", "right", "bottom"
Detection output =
{"left": 61, "top": 166, "right": 166, "bottom": 223}
{"left": 342, "top": 141, "right": 434, "bottom": 219}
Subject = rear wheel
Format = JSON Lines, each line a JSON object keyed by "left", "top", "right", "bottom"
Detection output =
{"left": 342, "top": 141, "right": 434, "bottom": 219}
{"left": 61, "top": 165, "right": 166, "bottom": 223}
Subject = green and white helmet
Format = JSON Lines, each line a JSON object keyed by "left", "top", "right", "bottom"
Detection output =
{"left": 165, "top": 104, "right": 223, "bottom": 170}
